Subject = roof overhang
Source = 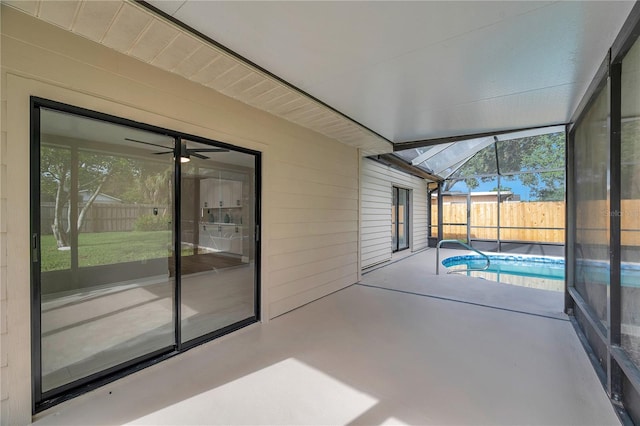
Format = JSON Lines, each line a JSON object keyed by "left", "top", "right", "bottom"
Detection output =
{"left": 5, "top": 0, "right": 393, "bottom": 156}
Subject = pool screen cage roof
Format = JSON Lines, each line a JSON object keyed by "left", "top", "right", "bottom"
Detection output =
{"left": 390, "top": 125, "right": 566, "bottom": 182}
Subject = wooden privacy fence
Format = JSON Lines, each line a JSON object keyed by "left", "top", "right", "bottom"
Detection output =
{"left": 575, "top": 199, "right": 640, "bottom": 246}
{"left": 432, "top": 201, "right": 566, "bottom": 243}
{"left": 40, "top": 203, "right": 159, "bottom": 234}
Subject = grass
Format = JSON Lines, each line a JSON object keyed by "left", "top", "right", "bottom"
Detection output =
{"left": 41, "top": 231, "right": 172, "bottom": 271}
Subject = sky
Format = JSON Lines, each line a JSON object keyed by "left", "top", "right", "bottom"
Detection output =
{"left": 474, "top": 177, "right": 533, "bottom": 201}
{"left": 447, "top": 176, "right": 547, "bottom": 202}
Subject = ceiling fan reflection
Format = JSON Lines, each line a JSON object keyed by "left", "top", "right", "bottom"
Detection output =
{"left": 125, "top": 138, "right": 229, "bottom": 161}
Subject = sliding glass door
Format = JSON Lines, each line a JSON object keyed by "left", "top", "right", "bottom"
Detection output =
{"left": 179, "top": 140, "right": 257, "bottom": 343}
{"left": 392, "top": 187, "right": 410, "bottom": 252}
{"left": 36, "top": 107, "right": 176, "bottom": 394}
{"left": 31, "top": 99, "right": 260, "bottom": 408}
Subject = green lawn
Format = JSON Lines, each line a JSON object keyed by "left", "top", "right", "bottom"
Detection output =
{"left": 41, "top": 231, "right": 172, "bottom": 271}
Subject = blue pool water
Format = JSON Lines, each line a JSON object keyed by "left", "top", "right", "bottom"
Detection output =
{"left": 442, "top": 255, "right": 640, "bottom": 288}
{"left": 442, "top": 255, "right": 564, "bottom": 280}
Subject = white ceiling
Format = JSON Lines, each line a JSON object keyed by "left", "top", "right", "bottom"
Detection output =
{"left": 147, "top": 0, "right": 635, "bottom": 144}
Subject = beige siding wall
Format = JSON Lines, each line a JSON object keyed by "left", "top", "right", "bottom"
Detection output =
{"left": 0, "top": 7, "right": 359, "bottom": 424}
{"left": 360, "top": 158, "right": 428, "bottom": 269}
{"left": 361, "top": 159, "right": 393, "bottom": 267}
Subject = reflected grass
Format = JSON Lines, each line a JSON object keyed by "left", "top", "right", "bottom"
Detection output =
{"left": 41, "top": 231, "right": 172, "bottom": 271}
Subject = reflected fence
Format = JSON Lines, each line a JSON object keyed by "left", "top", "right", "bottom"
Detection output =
{"left": 40, "top": 202, "right": 161, "bottom": 234}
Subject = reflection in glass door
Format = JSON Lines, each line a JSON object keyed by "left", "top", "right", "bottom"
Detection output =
{"left": 36, "top": 108, "right": 176, "bottom": 393}
{"left": 179, "top": 139, "right": 257, "bottom": 344}
{"left": 32, "top": 99, "right": 260, "bottom": 408}
{"left": 392, "top": 187, "right": 410, "bottom": 252}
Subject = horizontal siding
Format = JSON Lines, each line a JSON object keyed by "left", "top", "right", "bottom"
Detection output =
{"left": 360, "top": 159, "right": 392, "bottom": 268}
{"left": 410, "top": 172, "right": 428, "bottom": 251}
{"left": 269, "top": 241, "right": 358, "bottom": 272}
{"left": 270, "top": 262, "right": 357, "bottom": 302}
{"left": 363, "top": 253, "right": 391, "bottom": 268}
{"left": 270, "top": 272, "right": 358, "bottom": 319}
{"left": 269, "top": 232, "right": 357, "bottom": 256}
{"left": 360, "top": 158, "right": 430, "bottom": 270}
{"left": 267, "top": 140, "right": 359, "bottom": 318}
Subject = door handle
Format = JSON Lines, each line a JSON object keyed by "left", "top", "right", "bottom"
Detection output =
{"left": 32, "top": 233, "right": 38, "bottom": 262}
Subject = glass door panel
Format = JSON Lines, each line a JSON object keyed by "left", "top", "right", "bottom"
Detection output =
{"left": 398, "top": 188, "right": 410, "bottom": 250}
{"left": 180, "top": 140, "right": 257, "bottom": 343}
{"left": 392, "top": 187, "right": 410, "bottom": 252}
{"left": 391, "top": 188, "right": 398, "bottom": 250}
{"left": 38, "top": 108, "right": 175, "bottom": 393}
{"left": 621, "top": 39, "right": 640, "bottom": 369}
{"left": 574, "top": 86, "right": 610, "bottom": 330}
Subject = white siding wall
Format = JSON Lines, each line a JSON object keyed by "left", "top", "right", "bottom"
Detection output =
{"left": 361, "top": 160, "right": 393, "bottom": 267}
{"left": 0, "top": 8, "right": 359, "bottom": 424}
{"left": 360, "top": 158, "right": 429, "bottom": 269}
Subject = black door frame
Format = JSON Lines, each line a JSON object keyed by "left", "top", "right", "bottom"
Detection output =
{"left": 392, "top": 186, "right": 410, "bottom": 252}
{"left": 30, "top": 97, "right": 262, "bottom": 412}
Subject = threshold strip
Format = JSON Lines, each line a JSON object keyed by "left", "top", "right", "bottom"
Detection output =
{"left": 357, "top": 283, "right": 569, "bottom": 322}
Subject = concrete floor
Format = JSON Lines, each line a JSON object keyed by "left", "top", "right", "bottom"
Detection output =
{"left": 34, "top": 249, "right": 619, "bottom": 425}
{"left": 363, "top": 248, "right": 566, "bottom": 320}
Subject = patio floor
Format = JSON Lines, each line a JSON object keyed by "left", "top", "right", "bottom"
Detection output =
{"left": 34, "top": 249, "right": 618, "bottom": 425}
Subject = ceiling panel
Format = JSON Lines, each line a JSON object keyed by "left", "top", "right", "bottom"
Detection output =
{"left": 208, "top": 64, "right": 253, "bottom": 92}
{"left": 102, "top": 3, "right": 152, "bottom": 52}
{"left": 38, "top": 0, "right": 79, "bottom": 29}
{"left": 151, "top": 33, "right": 201, "bottom": 70}
{"left": 72, "top": 1, "right": 122, "bottom": 41}
{"left": 173, "top": 46, "right": 219, "bottom": 79}
{"left": 148, "top": 0, "right": 635, "bottom": 143}
{"left": 129, "top": 19, "right": 179, "bottom": 63}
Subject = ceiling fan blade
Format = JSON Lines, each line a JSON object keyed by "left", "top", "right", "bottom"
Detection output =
{"left": 153, "top": 151, "right": 174, "bottom": 155}
{"left": 190, "top": 152, "right": 209, "bottom": 160}
{"left": 125, "top": 137, "right": 171, "bottom": 150}
{"left": 189, "top": 148, "right": 229, "bottom": 153}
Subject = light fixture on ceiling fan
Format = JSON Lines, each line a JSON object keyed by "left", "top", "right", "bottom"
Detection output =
{"left": 179, "top": 142, "right": 191, "bottom": 163}
{"left": 125, "top": 138, "right": 229, "bottom": 162}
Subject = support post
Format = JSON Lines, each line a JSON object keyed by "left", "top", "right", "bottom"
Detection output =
{"left": 608, "top": 61, "right": 623, "bottom": 403}
{"left": 466, "top": 192, "right": 471, "bottom": 244}
{"left": 565, "top": 123, "right": 576, "bottom": 315}
{"left": 437, "top": 183, "right": 443, "bottom": 242}
{"left": 497, "top": 174, "right": 501, "bottom": 252}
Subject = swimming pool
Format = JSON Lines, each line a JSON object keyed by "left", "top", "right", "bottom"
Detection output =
{"left": 442, "top": 255, "right": 565, "bottom": 291}
{"left": 442, "top": 255, "right": 640, "bottom": 292}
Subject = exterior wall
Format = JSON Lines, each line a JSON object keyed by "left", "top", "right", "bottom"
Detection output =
{"left": 360, "top": 158, "right": 428, "bottom": 269}
{"left": 0, "top": 7, "right": 359, "bottom": 424}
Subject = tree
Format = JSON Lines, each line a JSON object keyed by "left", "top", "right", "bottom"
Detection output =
{"left": 142, "top": 167, "right": 173, "bottom": 213}
{"left": 41, "top": 145, "right": 136, "bottom": 247}
{"left": 445, "top": 132, "right": 565, "bottom": 201}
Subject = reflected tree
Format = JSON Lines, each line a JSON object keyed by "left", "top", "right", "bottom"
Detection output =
{"left": 41, "top": 146, "right": 136, "bottom": 247}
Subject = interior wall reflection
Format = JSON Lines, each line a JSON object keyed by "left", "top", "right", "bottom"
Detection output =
{"left": 179, "top": 140, "right": 256, "bottom": 343}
